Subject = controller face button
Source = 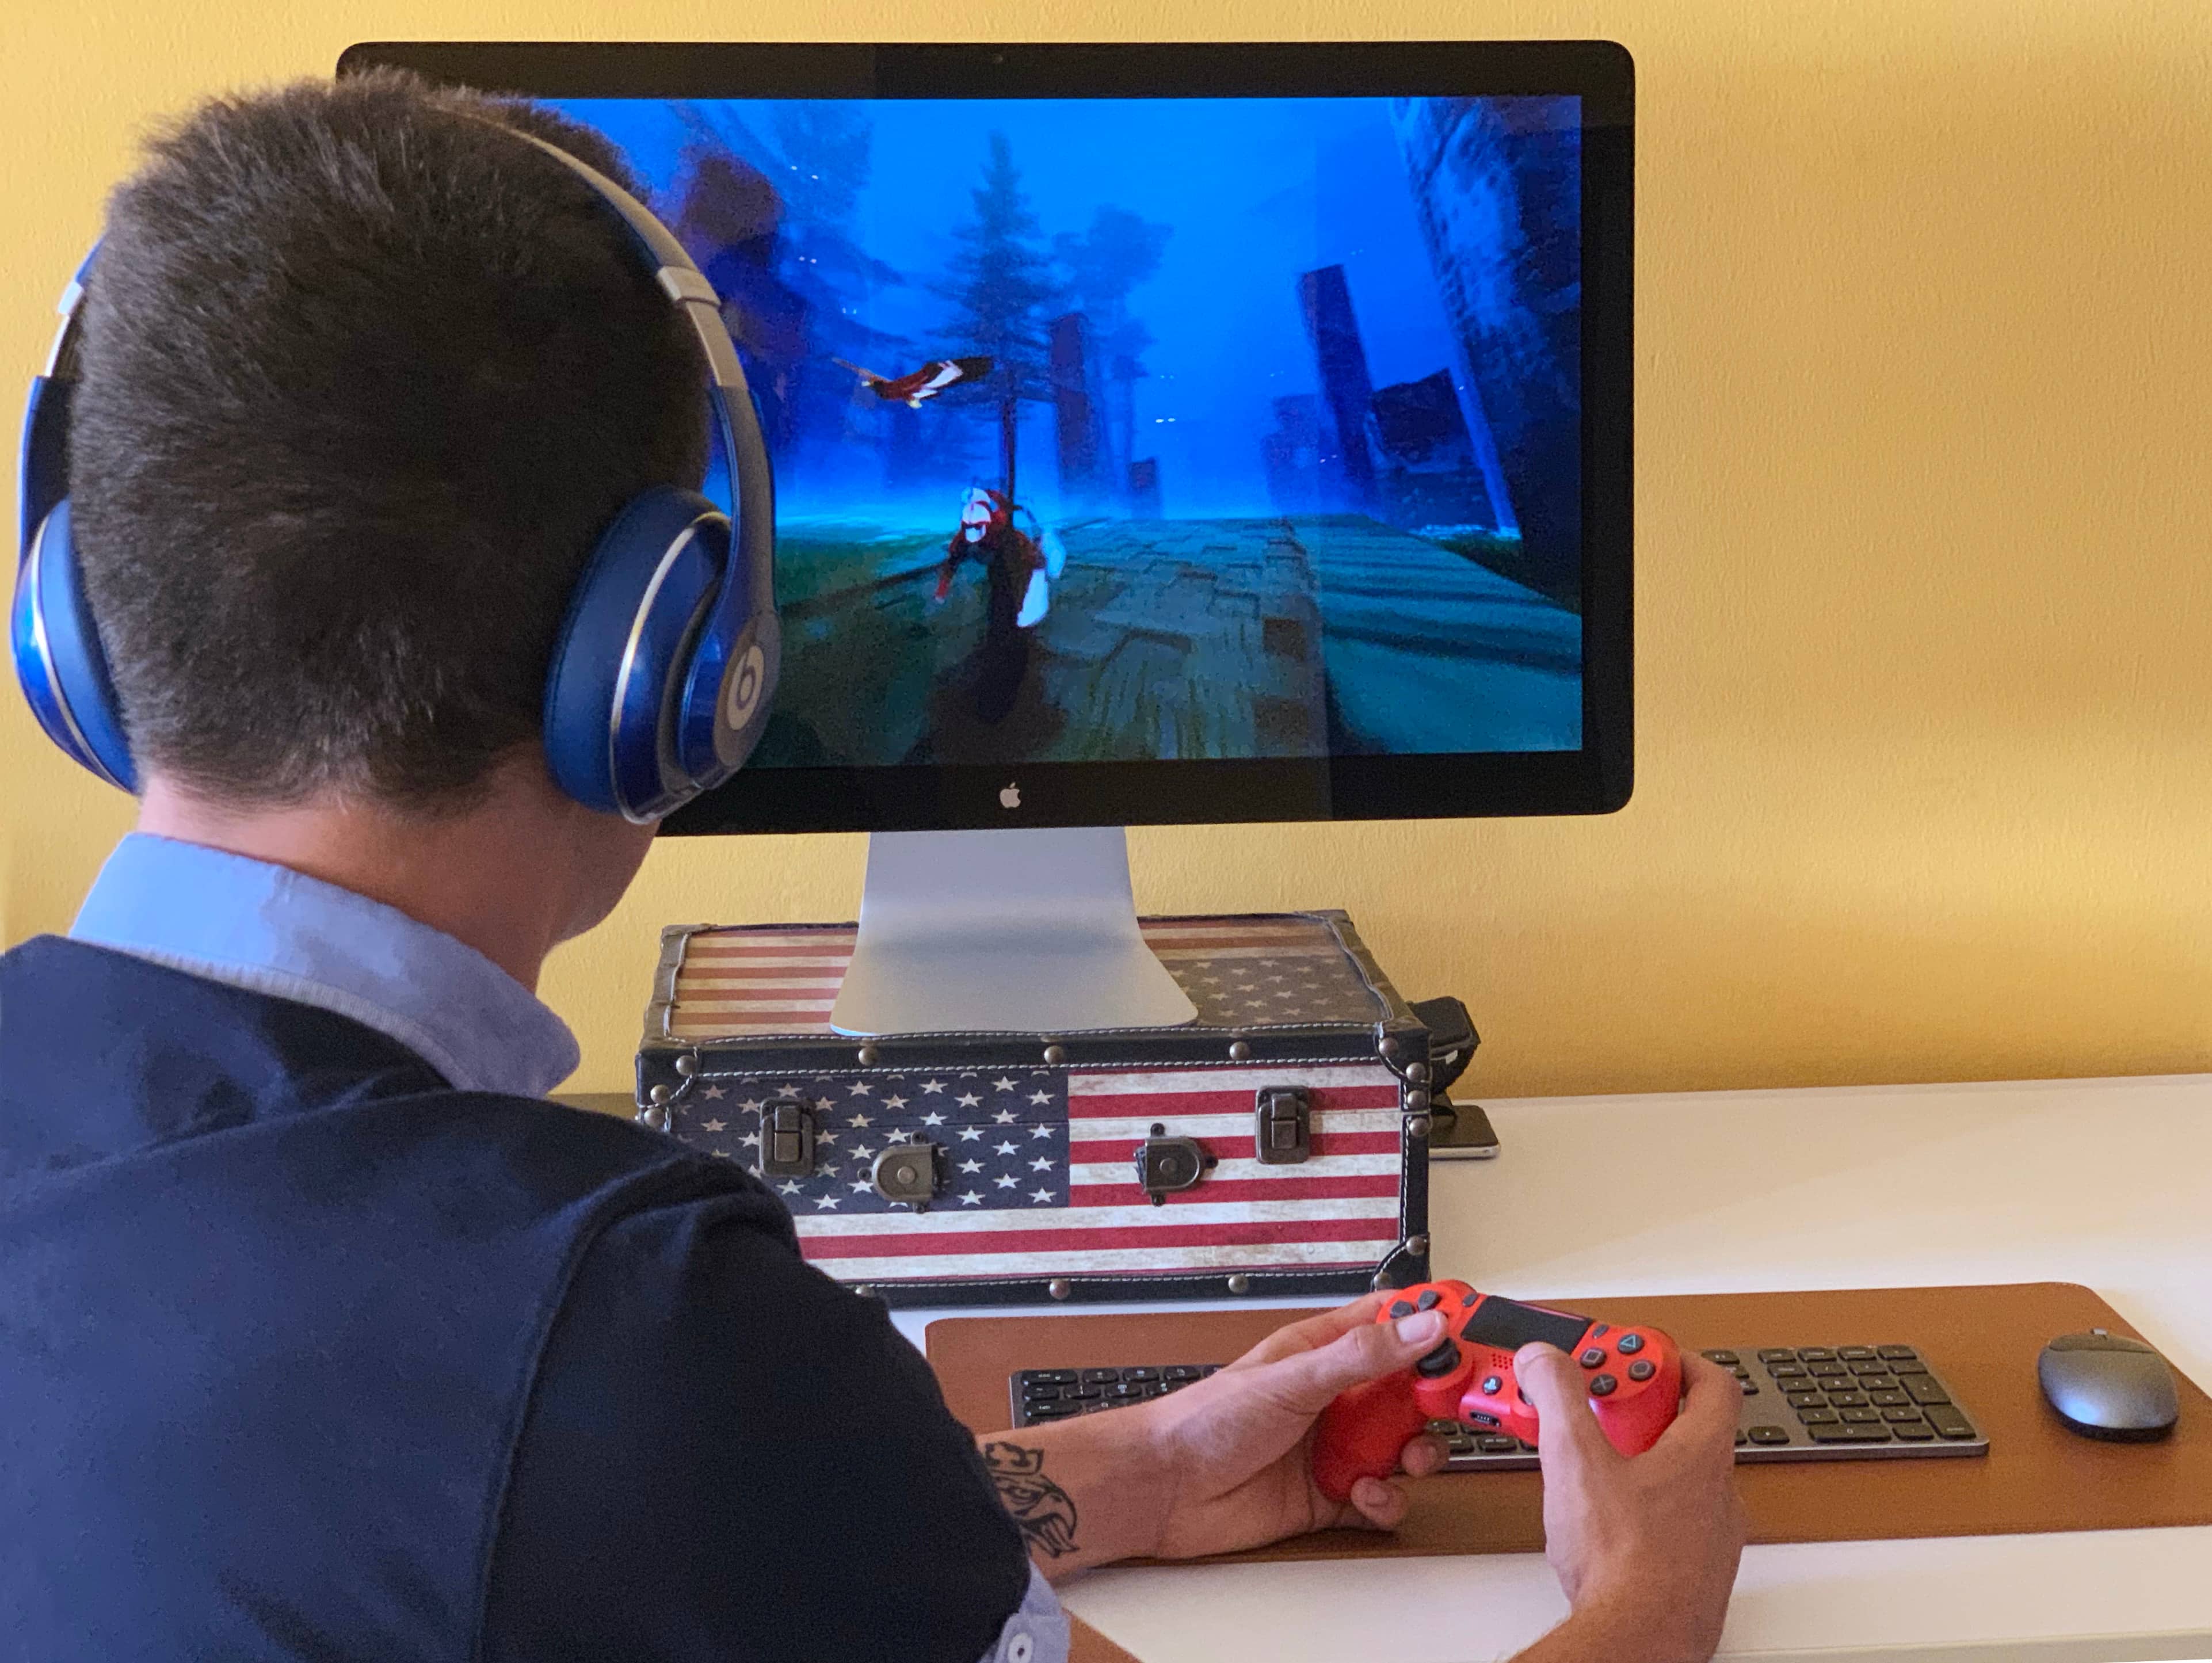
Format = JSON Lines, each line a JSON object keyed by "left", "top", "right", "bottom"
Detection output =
{"left": 1627, "top": 1359, "right": 1656, "bottom": 1382}
{"left": 1416, "top": 1290, "right": 1441, "bottom": 1311}
{"left": 1578, "top": 1347, "right": 1607, "bottom": 1369}
{"left": 1415, "top": 1340, "right": 1463, "bottom": 1378}
{"left": 1480, "top": 1375, "right": 1504, "bottom": 1395}
{"left": 1589, "top": 1373, "right": 1619, "bottom": 1397}
{"left": 1616, "top": 1333, "right": 1645, "bottom": 1355}
{"left": 1389, "top": 1300, "right": 1415, "bottom": 1319}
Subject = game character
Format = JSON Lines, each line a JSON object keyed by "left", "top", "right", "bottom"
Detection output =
{"left": 931, "top": 487, "right": 1052, "bottom": 723}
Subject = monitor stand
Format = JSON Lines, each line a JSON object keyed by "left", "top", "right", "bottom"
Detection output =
{"left": 829, "top": 826, "right": 1200, "bottom": 1036}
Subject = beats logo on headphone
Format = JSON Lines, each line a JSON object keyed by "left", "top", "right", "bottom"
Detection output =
{"left": 11, "top": 121, "right": 779, "bottom": 823}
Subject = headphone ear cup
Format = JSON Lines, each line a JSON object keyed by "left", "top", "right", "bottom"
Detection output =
{"left": 543, "top": 486, "right": 729, "bottom": 819}
{"left": 11, "top": 498, "right": 138, "bottom": 791}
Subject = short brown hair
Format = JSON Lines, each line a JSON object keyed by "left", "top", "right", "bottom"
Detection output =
{"left": 69, "top": 70, "right": 708, "bottom": 809}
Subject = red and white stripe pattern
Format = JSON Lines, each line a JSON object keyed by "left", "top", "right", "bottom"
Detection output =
{"left": 791, "top": 1063, "right": 1403, "bottom": 1283}
{"left": 664, "top": 915, "right": 1380, "bottom": 1038}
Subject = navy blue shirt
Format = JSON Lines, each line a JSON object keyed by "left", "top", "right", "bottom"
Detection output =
{"left": 0, "top": 841, "right": 1053, "bottom": 1662}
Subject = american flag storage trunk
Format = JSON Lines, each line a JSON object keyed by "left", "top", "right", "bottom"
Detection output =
{"left": 632, "top": 911, "right": 1436, "bottom": 1307}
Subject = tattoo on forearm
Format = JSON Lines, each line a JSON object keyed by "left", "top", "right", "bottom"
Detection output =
{"left": 982, "top": 1441, "right": 1080, "bottom": 1559}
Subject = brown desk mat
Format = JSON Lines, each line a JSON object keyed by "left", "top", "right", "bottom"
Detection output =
{"left": 1070, "top": 1618, "right": 1139, "bottom": 1663}
{"left": 928, "top": 1282, "right": 2210, "bottom": 1561}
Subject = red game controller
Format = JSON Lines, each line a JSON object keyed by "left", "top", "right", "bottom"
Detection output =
{"left": 1312, "top": 1279, "right": 1683, "bottom": 1502}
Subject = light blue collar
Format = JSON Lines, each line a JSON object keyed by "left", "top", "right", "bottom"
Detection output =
{"left": 70, "top": 832, "right": 581, "bottom": 1098}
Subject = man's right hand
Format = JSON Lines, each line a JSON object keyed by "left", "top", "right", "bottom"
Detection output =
{"left": 1511, "top": 1344, "right": 1748, "bottom": 1663}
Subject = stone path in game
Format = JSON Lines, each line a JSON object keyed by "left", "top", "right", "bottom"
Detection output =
{"left": 761, "top": 514, "right": 1583, "bottom": 766}
{"left": 998, "top": 514, "right": 1582, "bottom": 761}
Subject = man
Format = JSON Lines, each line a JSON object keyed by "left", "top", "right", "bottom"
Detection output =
{"left": 0, "top": 73, "right": 1746, "bottom": 1662}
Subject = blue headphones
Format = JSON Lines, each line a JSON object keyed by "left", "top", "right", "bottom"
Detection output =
{"left": 11, "top": 123, "right": 779, "bottom": 823}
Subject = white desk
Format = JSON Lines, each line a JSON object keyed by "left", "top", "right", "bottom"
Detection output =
{"left": 899, "top": 1073, "right": 2212, "bottom": 1663}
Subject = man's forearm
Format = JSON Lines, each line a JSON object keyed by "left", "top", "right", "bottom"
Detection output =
{"left": 977, "top": 1409, "right": 1170, "bottom": 1581}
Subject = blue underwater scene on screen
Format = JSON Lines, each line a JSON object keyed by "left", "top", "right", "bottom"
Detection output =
{"left": 550, "top": 96, "right": 1585, "bottom": 768}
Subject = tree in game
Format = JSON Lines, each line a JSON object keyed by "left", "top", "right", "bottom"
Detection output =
{"left": 1055, "top": 205, "right": 1171, "bottom": 509}
{"left": 937, "top": 132, "right": 1065, "bottom": 501}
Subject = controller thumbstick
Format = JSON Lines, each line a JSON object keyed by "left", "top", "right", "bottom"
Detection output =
{"left": 1415, "top": 1340, "right": 1462, "bottom": 1378}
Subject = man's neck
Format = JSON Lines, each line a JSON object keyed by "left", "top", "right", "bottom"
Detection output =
{"left": 134, "top": 767, "right": 604, "bottom": 993}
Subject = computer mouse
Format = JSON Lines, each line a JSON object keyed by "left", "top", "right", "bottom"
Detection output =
{"left": 2038, "top": 1329, "right": 2180, "bottom": 1442}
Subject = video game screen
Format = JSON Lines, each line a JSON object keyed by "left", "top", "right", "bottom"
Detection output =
{"left": 548, "top": 95, "right": 1585, "bottom": 769}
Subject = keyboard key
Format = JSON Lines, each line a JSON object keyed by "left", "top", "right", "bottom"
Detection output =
{"left": 1839, "top": 1347, "right": 1877, "bottom": 1361}
{"left": 1858, "top": 1375, "right": 1897, "bottom": 1392}
{"left": 1877, "top": 1345, "right": 1919, "bottom": 1360}
{"left": 1028, "top": 1370, "right": 1078, "bottom": 1384}
{"left": 1903, "top": 1374, "right": 1951, "bottom": 1406}
{"left": 1925, "top": 1403, "right": 1977, "bottom": 1439}
{"left": 1768, "top": 1363, "right": 1807, "bottom": 1380}
{"left": 1882, "top": 1406, "right": 1924, "bottom": 1422}
{"left": 1122, "top": 1368, "right": 1160, "bottom": 1382}
{"left": 1808, "top": 1421, "right": 1891, "bottom": 1443}
{"left": 1731, "top": 1366, "right": 1752, "bottom": 1380}
{"left": 1757, "top": 1349, "right": 1797, "bottom": 1363}
{"left": 1081, "top": 1368, "right": 1123, "bottom": 1385}
{"left": 1080, "top": 1400, "right": 1113, "bottom": 1414}
{"left": 1797, "top": 1348, "right": 1837, "bottom": 1362}
{"left": 1068, "top": 1385, "right": 1103, "bottom": 1400}
{"left": 1848, "top": 1358, "right": 1889, "bottom": 1375}
{"left": 1797, "top": 1406, "right": 1839, "bottom": 1425}
{"left": 1478, "top": 1436, "right": 1519, "bottom": 1453}
{"left": 1825, "top": 1392, "right": 1868, "bottom": 1408}
{"left": 1892, "top": 1419, "right": 1936, "bottom": 1440}
{"left": 1748, "top": 1425, "right": 1792, "bottom": 1445}
{"left": 1199, "top": 1365, "right": 1223, "bottom": 1377}
{"left": 1028, "top": 1401, "right": 1080, "bottom": 1420}
{"left": 1840, "top": 1408, "right": 1882, "bottom": 1424}
{"left": 1735, "top": 1429, "right": 1749, "bottom": 1444}
{"left": 1702, "top": 1349, "right": 1738, "bottom": 1364}
{"left": 1740, "top": 1381, "right": 1760, "bottom": 1395}
{"left": 1786, "top": 1391, "right": 1825, "bottom": 1408}
{"left": 1887, "top": 1359, "right": 1928, "bottom": 1376}
{"left": 1870, "top": 1390, "right": 1910, "bottom": 1408}
{"left": 1163, "top": 1366, "right": 1200, "bottom": 1380}
{"left": 1809, "top": 1361, "right": 1847, "bottom": 1377}
{"left": 1021, "top": 1383, "right": 1063, "bottom": 1401}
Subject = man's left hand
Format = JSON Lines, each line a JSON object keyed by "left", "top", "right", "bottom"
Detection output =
{"left": 979, "top": 1294, "right": 1449, "bottom": 1577}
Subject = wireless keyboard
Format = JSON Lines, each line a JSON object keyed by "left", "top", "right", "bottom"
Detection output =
{"left": 1009, "top": 1344, "right": 1988, "bottom": 1466}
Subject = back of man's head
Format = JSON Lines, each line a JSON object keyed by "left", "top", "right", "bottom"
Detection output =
{"left": 69, "top": 70, "right": 708, "bottom": 812}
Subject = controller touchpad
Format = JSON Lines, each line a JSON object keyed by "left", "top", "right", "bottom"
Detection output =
{"left": 1459, "top": 1299, "right": 1589, "bottom": 1353}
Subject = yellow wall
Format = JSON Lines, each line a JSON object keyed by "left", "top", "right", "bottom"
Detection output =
{"left": 6, "top": 0, "right": 2211, "bottom": 1099}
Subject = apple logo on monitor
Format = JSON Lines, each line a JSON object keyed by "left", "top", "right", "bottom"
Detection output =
{"left": 1000, "top": 783, "right": 1021, "bottom": 810}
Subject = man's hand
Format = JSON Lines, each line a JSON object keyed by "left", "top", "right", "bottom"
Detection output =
{"left": 1510, "top": 1345, "right": 1748, "bottom": 1663}
{"left": 979, "top": 1293, "right": 1450, "bottom": 1577}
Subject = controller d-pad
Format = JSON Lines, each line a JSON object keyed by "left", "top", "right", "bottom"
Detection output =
{"left": 1416, "top": 1290, "right": 1441, "bottom": 1311}
{"left": 1589, "top": 1374, "right": 1619, "bottom": 1397}
{"left": 1389, "top": 1300, "right": 1415, "bottom": 1318}
{"left": 1415, "top": 1341, "right": 1462, "bottom": 1378}
{"left": 1616, "top": 1333, "right": 1645, "bottom": 1355}
{"left": 1578, "top": 1347, "right": 1607, "bottom": 1368}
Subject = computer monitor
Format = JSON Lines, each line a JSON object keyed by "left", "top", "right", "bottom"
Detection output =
{"left": 341, "top": 42, "right": 1634, "bottom": 1033}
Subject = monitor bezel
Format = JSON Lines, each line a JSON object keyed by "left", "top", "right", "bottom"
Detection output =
{"left": 339, "top": 40, "right": 1635, "bottom": 833}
